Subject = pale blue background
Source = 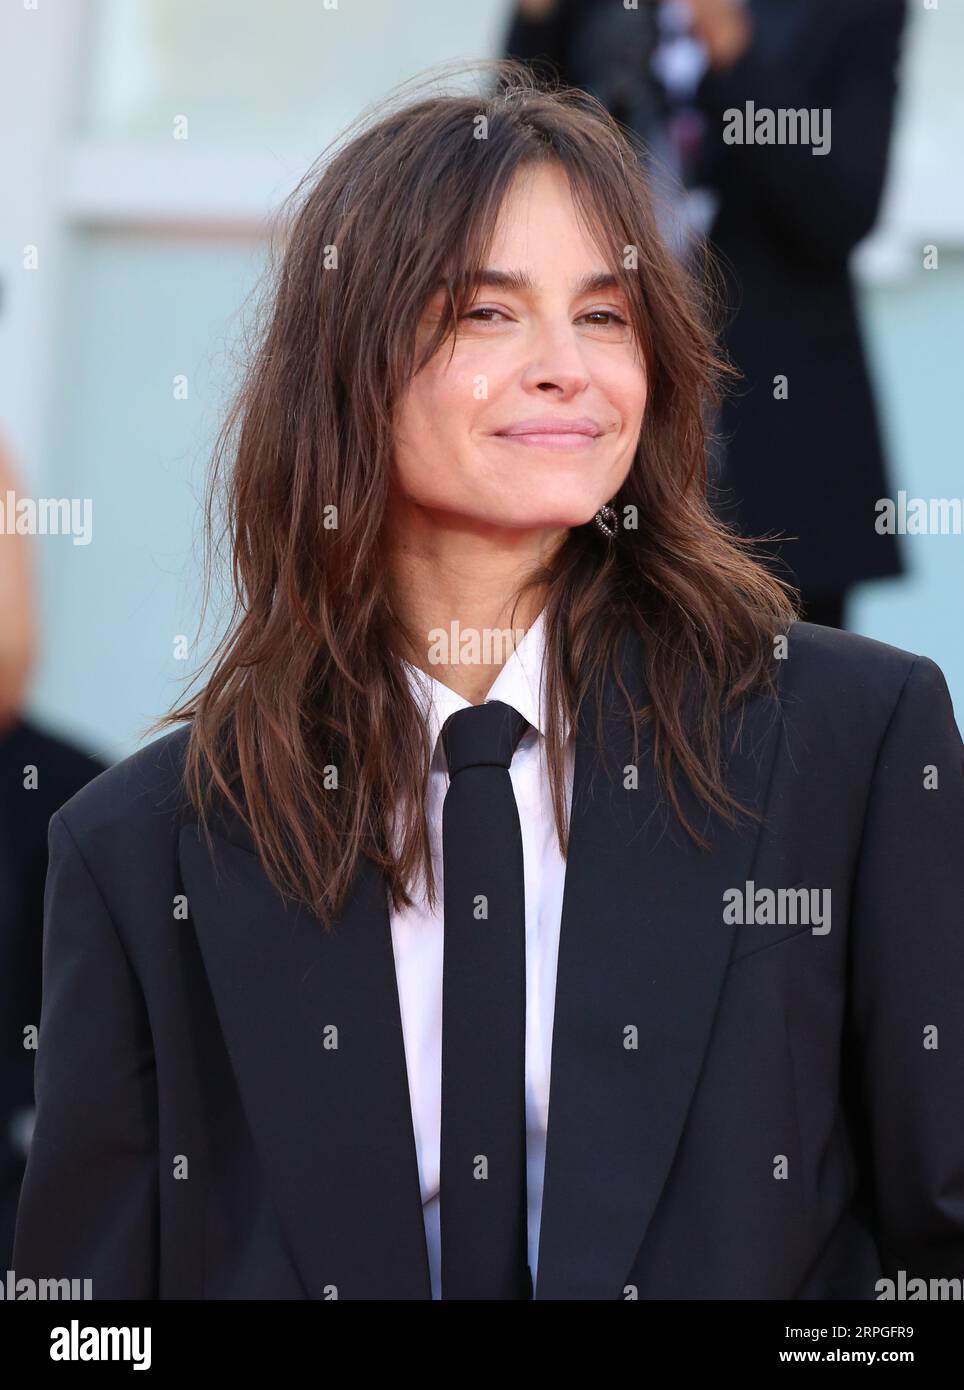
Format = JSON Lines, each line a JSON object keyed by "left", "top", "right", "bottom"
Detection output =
{"left": 5, "top": 0, "right": 962, "bottom": 763}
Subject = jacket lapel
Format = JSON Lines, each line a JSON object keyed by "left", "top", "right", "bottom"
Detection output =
{"left": 179, "top": 814, "right": 432, "bottom": 1300}
{"left": 533, "top": 627, "right": 782, "bottom": 1298}
{"left": 179, "top": 625, "right": 783, "bottom": 1301}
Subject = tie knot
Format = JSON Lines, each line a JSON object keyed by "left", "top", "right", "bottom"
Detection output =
{"left": 441, "top": 699, "right": 530, "bottom": 777}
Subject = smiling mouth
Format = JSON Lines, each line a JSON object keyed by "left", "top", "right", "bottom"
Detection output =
{"left": 493, "top": 431, "right": 602, "bottom": 451}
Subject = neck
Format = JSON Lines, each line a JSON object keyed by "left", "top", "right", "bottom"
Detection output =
{"left": 386, "top": 497, "right": 566, "bottom": 703}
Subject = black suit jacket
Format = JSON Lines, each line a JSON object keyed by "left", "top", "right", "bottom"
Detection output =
{"left": 12, "top": 622, "right": 964, "bottom": 1298}
{"left": 505, "top": 0, "right": 907, "bottom": 594}
{"left": 0, "top": 718, "right": 107, "bottom": 1269}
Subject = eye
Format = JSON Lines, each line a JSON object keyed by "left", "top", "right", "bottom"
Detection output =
{"left": 461, "top": 306, "right": 511, "bottom": 325}
{"left": 457, "top": 305, "right": 631, "bottom": 331}
{"left": 580, "top": 310, "right": 629, "bottom": 329}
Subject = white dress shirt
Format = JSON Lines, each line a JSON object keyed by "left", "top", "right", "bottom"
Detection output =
{"left": 391, "top": 608, "right": 575, "bottom": 1298}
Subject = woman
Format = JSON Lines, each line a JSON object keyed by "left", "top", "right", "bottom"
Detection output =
{"left": 13, "top": 61, "right": 964, "bottom": 1301}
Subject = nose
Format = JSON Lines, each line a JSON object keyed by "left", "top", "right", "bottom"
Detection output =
{"left": 519, "top": 316, "right": 592, "bottom": 396}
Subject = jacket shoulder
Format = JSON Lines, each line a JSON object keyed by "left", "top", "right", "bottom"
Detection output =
{"left": 785, "top": 620, "right": 919, "bottom": 681}
{"left": 54, "top": 723, "right": 194, "bottom": 855}
{"left": 781, "top": 620, "right": 942, "bottom": 735}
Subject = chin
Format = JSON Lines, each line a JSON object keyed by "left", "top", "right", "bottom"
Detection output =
{"left": 492, "top": 489, "right": 604, "bottom": 527}
{"left": 506, "top": 510, "right": 600, "bottom": 531}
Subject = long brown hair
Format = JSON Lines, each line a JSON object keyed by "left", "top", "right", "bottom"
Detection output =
{"left": 149, "top": 58, "right": 798, "bottom": 930}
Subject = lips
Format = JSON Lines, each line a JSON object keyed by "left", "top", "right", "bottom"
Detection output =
{"left": 493, "top": 418, "right": 605, "bottom": 451}
{"left": 496, "top": 417, "right": 602, "bottom": 438}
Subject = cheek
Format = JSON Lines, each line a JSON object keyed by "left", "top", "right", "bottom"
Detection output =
{"left": 406, "top": 357, "right": 486, "bottom": 426}
{"left": 607, "top": 356, "right": 648, "bottom": 424}
{"left": 408, "top": 360, "right": 507, "bottom": 467}
{"left": 440, "top": 347, "right": 510, "bottom": 414}
{"left": 393, "top": 373, "right": 481, "bottom": 502}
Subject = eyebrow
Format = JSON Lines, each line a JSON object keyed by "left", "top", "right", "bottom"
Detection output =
{"left": 438, "top": 268, "right": 625, "bottom": 297}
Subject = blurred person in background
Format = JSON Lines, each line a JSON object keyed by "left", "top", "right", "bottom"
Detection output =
{"left": 0, "top": 433, "right": 107, "bottom": 1267}
{"left": 505, "top": 0, "right": 908, "bottom": 629}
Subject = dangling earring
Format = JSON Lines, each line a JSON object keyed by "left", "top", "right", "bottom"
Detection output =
{"left": 594, "top": 502, "right": 618, "bottom": 539}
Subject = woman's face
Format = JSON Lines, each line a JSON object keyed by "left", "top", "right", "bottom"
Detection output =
{"left": 391, "top": 162, "right": 647, "bottom": 533}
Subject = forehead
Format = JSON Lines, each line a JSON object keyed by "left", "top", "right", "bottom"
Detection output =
{"left": 484, "top": 162, "right": 609, "bottom": 268}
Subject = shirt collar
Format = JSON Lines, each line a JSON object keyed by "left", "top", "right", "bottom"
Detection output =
{"left": 400, "top": 607, "right": 570, "bottom": 767}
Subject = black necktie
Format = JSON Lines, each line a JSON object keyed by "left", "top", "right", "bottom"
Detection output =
{"left": 439, "top": 698, "right": 532, "bottom": 1300}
